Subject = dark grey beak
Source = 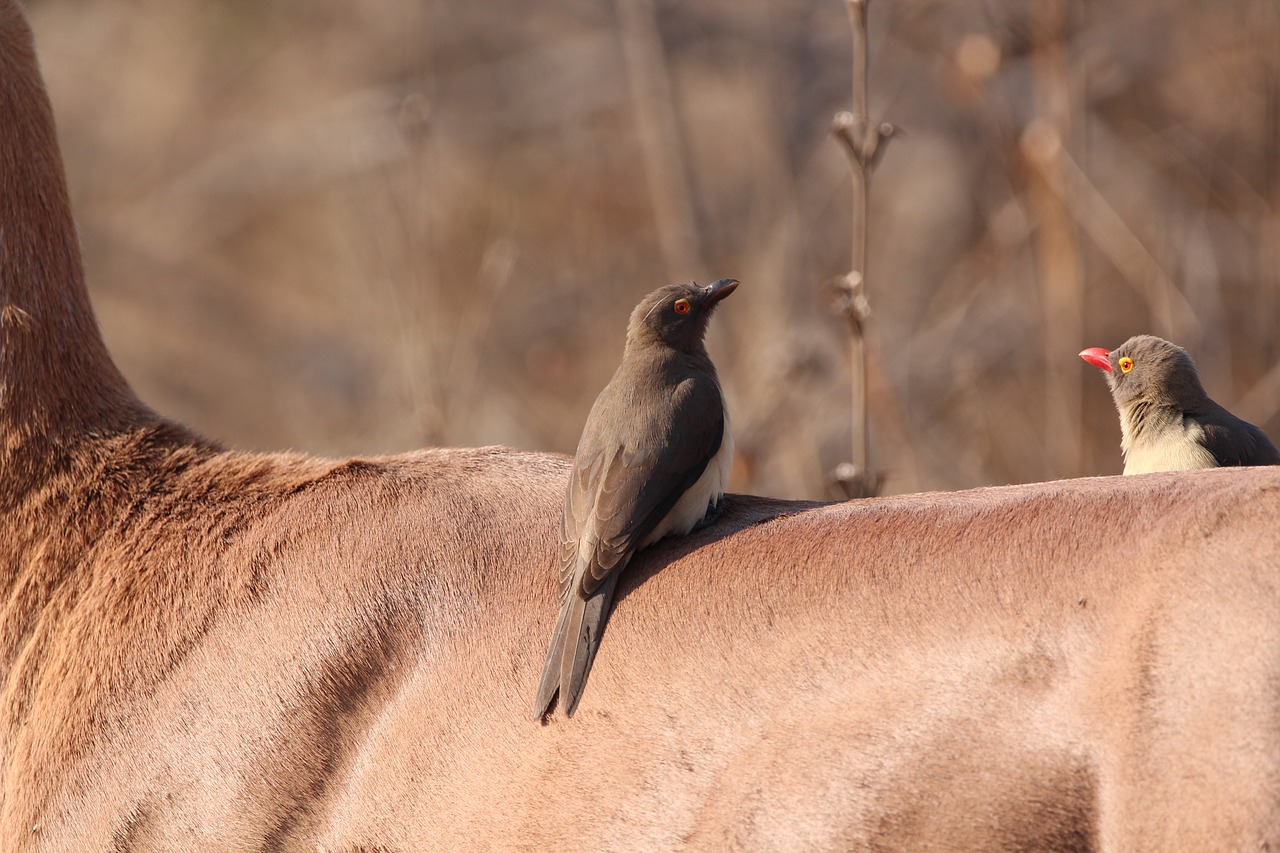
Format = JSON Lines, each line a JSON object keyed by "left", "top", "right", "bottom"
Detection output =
{"left": 703, "top": 278, "right": 739, "bottom": 306}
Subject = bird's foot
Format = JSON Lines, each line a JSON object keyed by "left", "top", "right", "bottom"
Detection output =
{"left": 692, "top": 498, "right": 727, "bottom": 532}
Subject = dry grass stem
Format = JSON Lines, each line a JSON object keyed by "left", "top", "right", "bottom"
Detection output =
{"left": 828, "top": 0, "right": 896, "bottom": 500}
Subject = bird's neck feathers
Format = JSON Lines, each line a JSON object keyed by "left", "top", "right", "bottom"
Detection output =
{"left": 1116, "top": 398, "right": 1179, "bottom": 457}
{"left": 1111, "top": 361, "right": 1209, "bottom": 455}
{"left": 623, "top": 326, "right": 714, "bottom": 372}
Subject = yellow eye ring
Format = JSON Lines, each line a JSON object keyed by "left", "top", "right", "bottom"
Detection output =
{"left": 674, "top": 298, "right": 691, "bottom": 315}
{"left": 1119, "top": 357, "right": 1134, "bottom": 374}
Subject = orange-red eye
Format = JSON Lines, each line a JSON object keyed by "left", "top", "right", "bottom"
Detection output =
{"left": 1119, "top": 357, "right": 1134, "bottom": 374}
{"left": 674, "top": 298, "right": 691, "bottom": 315}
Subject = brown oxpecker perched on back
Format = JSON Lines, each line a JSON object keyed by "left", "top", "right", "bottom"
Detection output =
{"left": 533, "top": 278, "right": 739, "bottom": 719}
{"left": 1080, "top": 334, "right": 1280, "bottom": 474}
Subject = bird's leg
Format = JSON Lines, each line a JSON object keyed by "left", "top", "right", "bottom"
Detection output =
{"left": 692, "top": 497, "right": 728, "bottom": 532}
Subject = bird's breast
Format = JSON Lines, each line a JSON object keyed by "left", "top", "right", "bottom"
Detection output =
{"left": 1122, "top": 418, "right": 1217, "bottom": 474}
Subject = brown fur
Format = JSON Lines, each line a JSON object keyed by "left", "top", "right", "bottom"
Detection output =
{"left": 4, "top": 3, "right": 1280, "bottom": 850}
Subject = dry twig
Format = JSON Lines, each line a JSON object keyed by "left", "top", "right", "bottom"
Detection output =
{"left": 829, "top": 0, "right": 896, "bottom": 499}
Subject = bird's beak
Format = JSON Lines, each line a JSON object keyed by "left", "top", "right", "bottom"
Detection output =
{"left": 703, "top": 278, "right": 739, "bottom": 306}
{"left": 1079, "top": 347, "right": 1113, "bottom": 372}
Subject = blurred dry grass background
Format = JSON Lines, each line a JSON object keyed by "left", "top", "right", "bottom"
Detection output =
{"left": 28, "top": 0, "right": 1280, "bottom": 499}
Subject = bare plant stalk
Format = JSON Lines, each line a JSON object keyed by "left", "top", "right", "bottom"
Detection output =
{"left": 829, "top": 0, "right": 894, "bottom": 499}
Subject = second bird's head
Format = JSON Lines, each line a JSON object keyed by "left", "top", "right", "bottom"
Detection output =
{"left": 627, "top": 278, "right": 739, "bottom": 354}
{"left": 1079, "top": 334, "right": 1207, "bottom": 411}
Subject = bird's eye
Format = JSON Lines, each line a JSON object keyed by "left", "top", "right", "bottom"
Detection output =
{"left": 673, "top": 298, "right": 691, "bottom": 315}
{"left": 1119, "top": 357, "right": 1134, "bottom": 373}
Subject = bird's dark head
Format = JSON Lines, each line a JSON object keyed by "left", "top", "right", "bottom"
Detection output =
{"left": 1080, "top": 334, "right": 1207, "bottom": 411}
{"left": 626, "top": 279, "right": 738, "bottom": 354}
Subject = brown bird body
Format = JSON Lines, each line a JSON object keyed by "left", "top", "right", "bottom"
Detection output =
{"left": 533, "top": 279, "right": 738, "bottom": 718}
{"left": 1080, "top": 335, "right": 1280, "bottom": 474}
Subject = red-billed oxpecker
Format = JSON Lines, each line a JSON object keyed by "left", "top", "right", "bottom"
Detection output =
{"left": 1080, "top": 334, "right": 1280, "bottom": 474}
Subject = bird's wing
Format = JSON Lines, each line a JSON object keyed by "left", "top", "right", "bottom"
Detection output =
{"left": 535, "top": 369, "right": 725, "bottom": 718}
{"left": 1197, "top": 407, "right": 1280, "bottom": 467}
{"left": 561, "top": 371, "right": 725, "bottom": 598}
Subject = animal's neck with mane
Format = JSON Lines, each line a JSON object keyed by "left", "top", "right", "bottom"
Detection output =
{"left": 0, "top": 1, "right": 166, "bottom": 605}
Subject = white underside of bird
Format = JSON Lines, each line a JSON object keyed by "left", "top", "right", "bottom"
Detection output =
{"left": 1120, "top": 408, "right": 1216, "bottom": 474}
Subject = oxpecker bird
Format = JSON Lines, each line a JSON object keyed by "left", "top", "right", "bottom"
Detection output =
{"left": 1080, "top": 334, "right": 1280, "bottom": 474}
{"left": 533, "top": 278, "right": 738, "bottom": 719}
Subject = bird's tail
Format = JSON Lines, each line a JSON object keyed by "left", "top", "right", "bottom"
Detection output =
{"left": 531, "top": 574, "right": 620, "bottom": 719}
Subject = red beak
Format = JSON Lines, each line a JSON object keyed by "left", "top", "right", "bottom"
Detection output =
{"left": 1079, "top": 347, "right": 1113, "bottom": 372}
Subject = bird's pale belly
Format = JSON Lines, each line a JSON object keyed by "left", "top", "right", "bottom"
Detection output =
{"left": 641, "top": 411, "right": 733, "bottom": 547}
{"left": 1122, "top": 422, "right": 1217, "bottom": 474}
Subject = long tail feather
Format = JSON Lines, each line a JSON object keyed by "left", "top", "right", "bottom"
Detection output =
{"left": 532, "top": 599, "right": 573, "bottom": 719}
{"left": 559, "top": 573, "right": 620, "bottom": 717}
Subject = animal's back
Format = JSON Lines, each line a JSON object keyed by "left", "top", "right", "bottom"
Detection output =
{"left": 13, "top": 447, "right": 1280, "bottom": 852}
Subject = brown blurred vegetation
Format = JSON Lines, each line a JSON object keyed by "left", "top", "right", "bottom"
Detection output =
{"left": 28, "top": 0, "right": 1280, "bottom": 499}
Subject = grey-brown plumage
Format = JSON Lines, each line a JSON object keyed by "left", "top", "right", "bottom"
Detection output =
{"left": 533, "top": 278, "right": 738, "bottom": 719}
{"left": 1080, "top": 335, "right": 1280, "bottom": 474}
